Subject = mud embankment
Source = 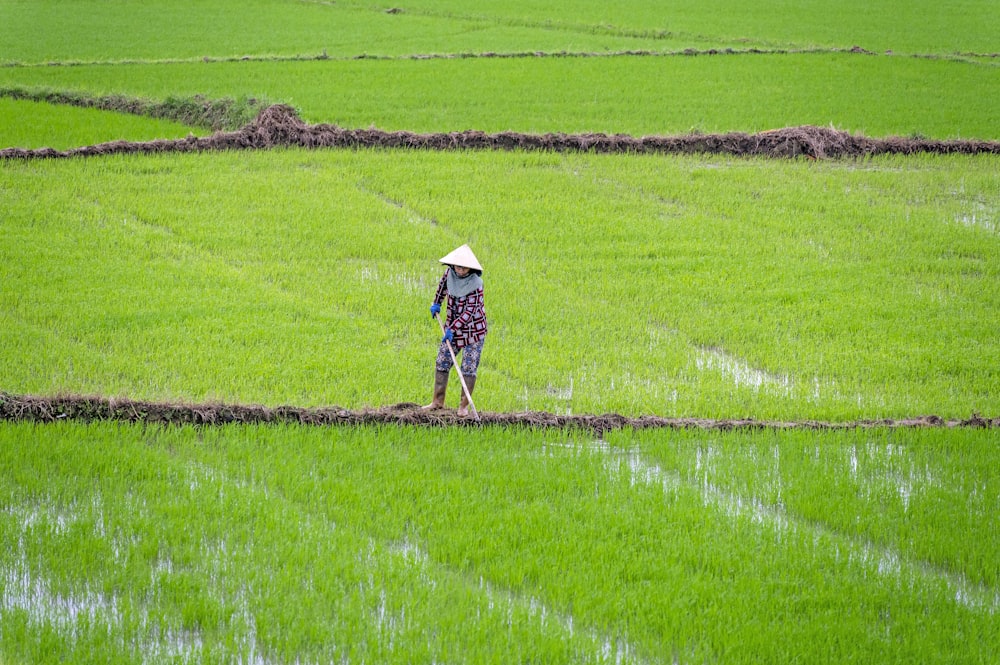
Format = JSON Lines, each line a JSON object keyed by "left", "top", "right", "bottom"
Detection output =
{"left": 3, "top": 104, "right": 998, "bottom": 160}
{"left": 1, "top": 393, "right": 995, "bottom": 433}
{"left": 5, "top": 46, "right": 998, "bottom": 68}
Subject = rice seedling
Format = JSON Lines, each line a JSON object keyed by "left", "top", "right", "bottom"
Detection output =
{"left": 2, "top": 3, "right": 997, "bottom": 662}
{"left": 620, "top": 427, "right": 1000, "bottom": 590}
{"left": 0, "top": 98, "right": 208, "bottom": 151}
{"left": 2, "top": 53, "right": 997, "bottom": 140}
{"left": 355, "top": 0, "right": 1000, "bottom": 55}
{"left": 0, "top": 0, "right": 720, "bottom": 67}
{"left": 0, "top": 421, "right": 656, "bottom": 663}
{"left": 0, "top": 88, "right": 271, "bottom": 133}
{"left": 2, "top": 421, "right": 996, "bottom": 663}
{"left": 2, "top": 148, "right": 997, "bottom": 419}
{"left": 2, "top": 0, "right": 996, "bottom": 65}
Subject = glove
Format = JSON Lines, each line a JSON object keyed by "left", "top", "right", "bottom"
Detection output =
{"left": 442, "top": 328, "right": 454, "bottom": 343}
{"left": 430, "top": 302, "right": 441, "bottom": 318}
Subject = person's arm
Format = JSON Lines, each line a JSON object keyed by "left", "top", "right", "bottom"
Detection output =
{"left": 430, "top": 270, "right": 448, "bottom": 318}
{"left": 432, "top": 270, "right": 448, "bottom": 305}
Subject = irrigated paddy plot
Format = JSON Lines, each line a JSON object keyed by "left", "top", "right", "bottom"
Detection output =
{"left": 0, "top": 97, "right": 212, "bottom": 151}
{"left": 3, "top": 0, "right": 998, "bottom": 64}
{"left": 4, "top": 53, "right": 999, "bottom": 140}
{"left": 2, "top": 1, "right": 998, "bottom": 663}
{"left": 2, "top": 148, "right": 997, "bottom": 419}
{"left": 1, "top": 422, "right": 997, "bottom": 664}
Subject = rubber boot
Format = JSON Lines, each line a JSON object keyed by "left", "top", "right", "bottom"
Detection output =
{"left": 457, "top": 374, "right": 477, "bottom": 417}
{"left": 421, "top": 370, "right": 449, "bottom": 410}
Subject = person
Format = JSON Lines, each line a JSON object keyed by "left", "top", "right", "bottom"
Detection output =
{"left": 422, "top": 244, "right": 487, "bottom": 416}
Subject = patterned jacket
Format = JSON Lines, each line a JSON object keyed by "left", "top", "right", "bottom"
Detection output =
{"left": 433, "top": 270, "right": 487, "bottom": 349}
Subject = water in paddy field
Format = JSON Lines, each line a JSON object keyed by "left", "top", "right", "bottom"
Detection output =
{"left": 358, "top": 265, "right": 428, "bottom": 293}
{"left": 694, "top": 346, "right": 793, "bottom": 396}
{"left": 540, "top": 438, "right": 999, "bottom": 615}
{"left": 0, "top": 480, "right": 297, "bottom": 664}
{"left": 0, "top": 473, "right": 647, "bottom": 664}
{"left": 1, "top": 501, "right": 208, "bottom": 662}
{"left": 3, "top": 440, "right": 995, "bottom": 662}
{"left": 376, "top": 535, "right": 647, "bottom": 663}
{"left": 957, "top": 212, "right": 997, "bottom": 233}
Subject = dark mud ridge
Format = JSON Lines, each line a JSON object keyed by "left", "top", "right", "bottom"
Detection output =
{"left": 1, "top": 393, "right": 995, "bottom": 433}
{"left": 3, "top": 104, "right": 998, "bottom": 160}
{"left": 6, "top": 46, "right": 998, "bottom": 69}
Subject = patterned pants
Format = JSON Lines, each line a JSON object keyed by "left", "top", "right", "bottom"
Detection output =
{"left": 435, "top": 338, "right": 485, "bottom": 376}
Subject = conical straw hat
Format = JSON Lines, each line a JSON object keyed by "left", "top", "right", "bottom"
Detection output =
{"left": 438, "top": 244, "right": 483, "bottom": 272}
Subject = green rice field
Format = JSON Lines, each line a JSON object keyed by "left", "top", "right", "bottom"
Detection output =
{"left": 4, "top": 53, "right": 999, "bottom": 139}
{"left": 2, "top": 1, "right": 998, "bottom": 663}
{"left": 3, "top": 0, "right": 998, "bottom": 62}
{"left": 2, "top": 149, "right": 998, "bottom": 418}
{"left": 0, "top": 98, "right": 211, "bottom": 151}
{"left": 2, "top": 423, "right": 997, "bottom": 664}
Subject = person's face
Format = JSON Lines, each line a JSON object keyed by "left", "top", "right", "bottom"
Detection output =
{"left": 453, "top": 265, "right": 471, "bottom": 277}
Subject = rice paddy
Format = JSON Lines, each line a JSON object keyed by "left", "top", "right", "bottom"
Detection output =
{"left": 0, "top": 98, "right": 209, "bottom": 151}
{"left": 3, "top": 148, "right": 998, "bottom": 419}
{"left": 2, "top": 1, "right": 998, "bottom": 663}
{"left": 4, "top": 53, "right": 999, "bottom": 140}
{"left": 2, "top": 422, "right": 997, "bottom": 664}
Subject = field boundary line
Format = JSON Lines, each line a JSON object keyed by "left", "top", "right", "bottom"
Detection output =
{"left": 3, "top": 104, "right": 999, "bottom": 160}
{"left": 1, "top": 392, "right": 995, "bottom": 432}
{"left": 3, "top": 47, "right": 997, "bottom": 70}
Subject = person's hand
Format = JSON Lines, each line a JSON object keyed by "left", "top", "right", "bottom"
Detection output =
{"left": 430, "top": 303, "right": 441, "bottom": 318}
{"left": 442, "top": 329, "right": 453, "bottom": 343}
